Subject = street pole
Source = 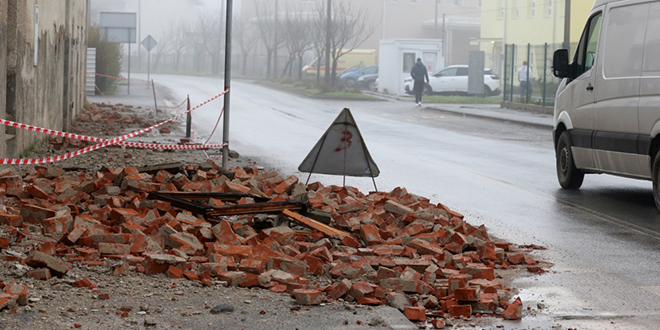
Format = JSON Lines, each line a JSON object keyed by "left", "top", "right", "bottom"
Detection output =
{"left": 273, "top": 0, "right": 278, "bottom": 80}
{"left": 324, "top": 0, "right": 331, "bottom": 85}
{"left": 222, "top": 0, "right": 233, "bottom": 169}
{"left": 564, "top": 0, "right": 571, "bottom": 50}
{"left": 138, "top": 0, "right": 142, "bottom": 71}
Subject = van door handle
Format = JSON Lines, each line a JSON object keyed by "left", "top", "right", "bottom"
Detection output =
{"left": 586, "top": 84, "right": 594, "bottom": 91}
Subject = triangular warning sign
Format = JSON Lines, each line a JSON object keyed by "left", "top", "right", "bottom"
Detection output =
{"left": 298, "top": 108, "right": 379, "bottom": 178}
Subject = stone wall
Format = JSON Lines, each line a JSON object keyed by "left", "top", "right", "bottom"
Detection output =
{"left": 1, "top": 0, "right": 89, "bottom": 159}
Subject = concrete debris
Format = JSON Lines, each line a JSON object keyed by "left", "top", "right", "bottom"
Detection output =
{"left": 0, "top": 158, "right": 542, "bottom": 325}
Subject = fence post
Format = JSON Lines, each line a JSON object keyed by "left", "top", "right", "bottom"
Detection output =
{"left": 510, "top": 44, "right": 515, "bottom": 102}
{"left": 502, "top": 44, "right": 509, "bottom": 102}
{"left": 186, "top": 95, "right": 191, "bottom": 138}
{"left": 526, "top": 43, "right": 531, "bottom": 104}
{"left": 543, "top": 43, "right": 547, "bottom": 107}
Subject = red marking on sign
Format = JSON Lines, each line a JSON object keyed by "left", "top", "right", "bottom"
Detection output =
{"left": 334, "top": 130, "right": 353, "bottom": 152}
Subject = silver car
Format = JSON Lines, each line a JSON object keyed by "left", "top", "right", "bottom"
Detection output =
{"left": 404, "top": 65, "right": 501, "bottom": 96}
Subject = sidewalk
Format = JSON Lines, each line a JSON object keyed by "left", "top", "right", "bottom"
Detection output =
{"left": 366, "top": 91, "right": 553, "bottom": 128}
{"left": 427, "top": 103, "right": 553, "bottom": 128}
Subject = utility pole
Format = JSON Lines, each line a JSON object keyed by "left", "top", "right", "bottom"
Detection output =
{"left": 563, "top": 0, "right": 571, "bottom": 50}
{"left": 324, "top": 0, "right": 331, "bottom": 85}
{"left": 273, "top": 0, "right": 278, "bottom": 80}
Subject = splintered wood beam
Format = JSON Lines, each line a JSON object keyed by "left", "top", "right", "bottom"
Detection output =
{"left": 156, "top": 191, "right": 269, "bottom": 202}
{"left": 282, "top": 209, "right": 350, "bottom": 238}
{"left": 206, "top": 201, "right": 307, "bottom": 217}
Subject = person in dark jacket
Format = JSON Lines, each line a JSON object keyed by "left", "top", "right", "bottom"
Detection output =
{"left": 410, "top": 58, "right": 429, "bottom": 106}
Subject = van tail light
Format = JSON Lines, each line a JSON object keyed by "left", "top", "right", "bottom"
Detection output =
{"left": 491, "top": 74, "right": 500, "bottom": 80}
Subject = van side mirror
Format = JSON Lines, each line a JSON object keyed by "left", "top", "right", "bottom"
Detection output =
{"left": 552, "top": 49, "right": 570, "bottom": 78}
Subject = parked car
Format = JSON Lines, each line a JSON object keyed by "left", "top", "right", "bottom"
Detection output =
{"left": 403, "top": 65, "right": 501, "bottom": 96}
{"left": 356, "top": 73, "right": 378, "bottom": 91}
{"left": 336, "top": 64, "right": 364, "bottom": 77}
{"left": 339, "top": 65, "right": 378, "bottom": 87}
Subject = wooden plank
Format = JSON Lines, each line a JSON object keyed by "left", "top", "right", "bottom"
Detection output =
{"left": 282, "top": 209, "right": 350, "bottom": 238}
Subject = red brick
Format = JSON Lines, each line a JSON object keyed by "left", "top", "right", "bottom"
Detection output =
{"left": 292, "top": 289, "right": 323, "bottom": 305}
{"left": 5, "top": 284, "right": 28, "bottom": 305}
{"left": 454, "top": 287, "right": 479, "bottom": 302}
{"left": 404, "top": 306, "right": 426, "bottom": 322}
{"left": 20, "top": 204, "right": 57, "bottom": 224}
{"left": 327, "top": 278, "right": 352, "bottom": 300}
{"left": 341, "top": 236, "right": 360, "bottom": 249}
{"left": 449, "top": 304, "right": 472, "bottom": 318}
{"left": 27, "top": 268, "right": 52, "bottom": 281}
{"left": 507, "top": 252, "right": 525, "bottom": 265}
{"left": 98, "top": 243, "right": 130, "bottom": 255}
{"left": 503, "top": 297, "right": 523, "bottom": 320}
{"left": 0, "top": 213, "right": 23, "bottom": 227}
{"left": 168, "top": 266, "right": 183, "bottom": 279}
{"left": 357, "top": 297, "right": 384, "bottom": 305}
{"left": 211, "top": 220, "right": 244, "bottom": 245}
{"left": 431, "top": 319, "right": 445, "bottom": 329}
{"left": 113, "top": 262, "right": 130, "bottom": 276}
{"left": 239, "top": 273, "right": 261, "bottom": 288}
{"left": 349, "top": 281, "right": 374, "bottom": 299}
{"left": 360, "top": 224, "right": 382, "bottom": 246}
{"left": 143, "top": 254, "right": 186, "bottom": 275}
{"left": 239, "top": 258, "right": 267, "bottom": 274}
{"left": 72, "top": 278, "right": 92, "bottom": 288}
{"left": 0, "top": 237, "right": 8, "bottom": 249}
{"left": 0, "top": 293, "right": 18, "bottom": 310}
{"left": 26, "top": 251, "right": 70, "bottom": 276}
{"left": 183, "top": 272, "right": 200, "bottom": 281}
{"left": 218, "top": 271, "right": 248, "bottom": 286}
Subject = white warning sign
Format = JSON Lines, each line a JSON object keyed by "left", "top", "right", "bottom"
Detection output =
{"left": 298, "top": 108, "right": 379, "bottom": 178}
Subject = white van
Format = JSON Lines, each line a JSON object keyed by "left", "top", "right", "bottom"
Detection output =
{"left": 552, "top": 0, "right": 660, "bottom": 209}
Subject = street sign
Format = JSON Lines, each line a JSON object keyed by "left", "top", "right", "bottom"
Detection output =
{"left": 100, "top": 12, "right": 136, "bottom": 43}
{"left": 142, "top": 35, "right": 158, "bottom": 52}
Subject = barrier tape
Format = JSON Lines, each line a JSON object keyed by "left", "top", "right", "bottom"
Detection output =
{"left": 0, "top": 88, "right": 230, "bottom": 165}
{"left": 89, "top": 72, "right": 151, "bottom": 83}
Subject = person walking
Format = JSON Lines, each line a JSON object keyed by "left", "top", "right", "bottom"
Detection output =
{"left": 410, "top": 58, "right": 429, "bottom": 106}
{"left": 518, "top": 61, "right": 533, "bottom": 101}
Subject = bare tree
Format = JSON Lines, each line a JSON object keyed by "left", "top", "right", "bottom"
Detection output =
{"left": 151, "top": 32, "right": 171, "bottom": 71}
{"left": 254, "top": 1, "right": 284, "bottom": 80}
{"left": 315, "top": 1, "right": 376, "bottom": 83}
{"left": 190, "top": 10, "right": 223, "bottom": 73}
{"left": 281, "top": 5, "right": 313, "bottom": 78}
{"left": 234, "top": 18, "right": 258, "bottom": 76}
{"left": 164, "top": 18, "right": 192, "bottom": 72}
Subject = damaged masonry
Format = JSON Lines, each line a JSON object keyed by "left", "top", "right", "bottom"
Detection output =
{"left": 0, "top": 103, "right": 549, "bottom": 329}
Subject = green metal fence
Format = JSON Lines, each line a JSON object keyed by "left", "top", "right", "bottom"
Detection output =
{"left": 503, "top": 43, "right": 564, "bottom": 107}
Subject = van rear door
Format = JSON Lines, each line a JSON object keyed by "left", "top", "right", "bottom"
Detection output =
{"left": 638, "top": 2, "right": 660, "bottom": 178}
{"left": 593, "top": 1, "right": 649, "bottom": 177}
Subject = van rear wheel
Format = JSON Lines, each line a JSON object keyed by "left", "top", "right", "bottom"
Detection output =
{"left": 556, "top": 131, "right": 584, "bottom": 189}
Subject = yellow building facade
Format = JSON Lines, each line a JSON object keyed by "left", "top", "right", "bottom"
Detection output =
{"left": 478, "top": 0, "right": 594, "bottom": 76}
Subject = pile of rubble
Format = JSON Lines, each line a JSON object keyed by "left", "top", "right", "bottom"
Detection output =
{"left": 0, "top": 157, "right": 545, "bottom": 327}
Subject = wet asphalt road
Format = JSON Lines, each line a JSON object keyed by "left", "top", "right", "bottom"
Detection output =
{"left": 139, "top": 74, "right": 660, "bottom": 329}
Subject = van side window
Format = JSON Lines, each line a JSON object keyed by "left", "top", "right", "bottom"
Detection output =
{"left": 574, "top": 13, "right": 602, "bottom": 77}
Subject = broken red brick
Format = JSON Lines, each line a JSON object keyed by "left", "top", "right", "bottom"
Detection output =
{"left": 404, "top": 306, "right": 426, "bottom": 322}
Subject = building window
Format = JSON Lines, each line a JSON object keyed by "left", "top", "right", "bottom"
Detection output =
{"left": 500, "top": 0, "right": 505, "bottom": 19}
{"left": 531, "top": 0, "right": 535, "bottom": 17}
{"left": 547, "top": 0, "right": 552, "bottom": 17}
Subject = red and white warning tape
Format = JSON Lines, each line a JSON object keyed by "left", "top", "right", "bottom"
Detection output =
{"left": 0, "top": 88, "right": 229, "bottom": 165}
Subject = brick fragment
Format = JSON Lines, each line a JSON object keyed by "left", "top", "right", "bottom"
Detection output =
{"left": 26, "top": 251, "right": 71, "bottom": 276}
{"left": 27, "top": 268, "right": 52, "bottom": 281}
{"left": 503, "top": 297, "right": 523, "bottom": 320}
{"left": 404, "top": 306, "right": 426, "bottom": 322}
{"left": 292, "top": 289, "right": 323, "bottom": 305}
{"left": 5, "top": 284, "right": 28, "bottom": 305}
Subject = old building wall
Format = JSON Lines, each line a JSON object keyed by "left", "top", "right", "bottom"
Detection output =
{"left": 2, "top": 0, "right": 88, "bottom": 159}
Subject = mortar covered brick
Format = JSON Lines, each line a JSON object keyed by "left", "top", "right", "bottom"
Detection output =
{"left": 503, "top": 297, "right": 523, "bottom": 320}
{"left": 5, "top": 284, "right": 28, "bottom": 305}
{"left": 292, "top": 289, "right": 323, "bottom": 305}
{"left": 449, "top": 304, "right": 472, "bottom": 318}
{"left": 327, "top": 278, "right": 352, "bottom": 300}
{"left": 218, "top": 271, "right": 248, "bottom": 286}
{"left": 26, "top": 251, "right": 70, "bottom": 276}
